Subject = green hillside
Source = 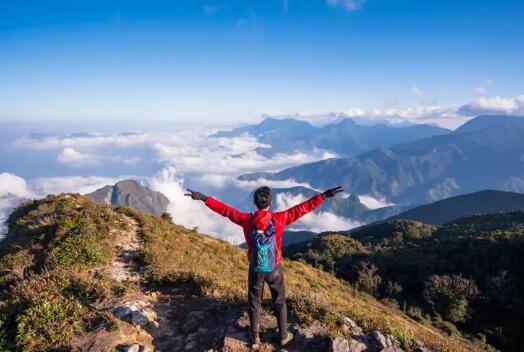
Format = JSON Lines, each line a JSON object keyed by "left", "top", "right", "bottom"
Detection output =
{"left": 0, "top": 194, "right": 491, "bottom": 351}
{"left": 285, "top": 215, "right": 524, "bottom": 351}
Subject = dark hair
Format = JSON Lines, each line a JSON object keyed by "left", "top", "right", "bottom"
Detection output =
{"left": 254, "top": 186, "right": 272, "bottom": 210}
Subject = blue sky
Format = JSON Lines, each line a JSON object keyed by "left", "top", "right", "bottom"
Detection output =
{"left": 1, "top": 0, "right": 523, "bottom": 128}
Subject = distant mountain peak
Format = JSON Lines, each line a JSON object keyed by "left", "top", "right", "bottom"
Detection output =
{"left": 85, "top": 179, "right": 170, "bottom": 216}
{"left": 455, "top": 115, "right": 524, "bottom": 133}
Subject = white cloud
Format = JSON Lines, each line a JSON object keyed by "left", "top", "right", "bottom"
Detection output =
{"left": 0, "top": 173, "right": 33, "bottom": 199}
{"left": 148, "top": 167, "right": 244, "bottom": 244}
{"left": 15, "top": 132, "right": 151, "bottom": 150}
{"left": 0, "top": 173, "right": 33, "bottom": 237}
{"left": 57, "top": 148, "right": 102, "bottom": 167}
{"left": 458, "top": 95, "right": 524, "bottom": 116}
{"left": 473, "top": 80, "right": 494, "bottom": 96}
{"left": 275, "top": 193, "right": 361, "bottom": 232}
{"left": 358, "top": 194, "right": 394, "bottom": 209}
{"left": 56, "top": 147, "right": 141, "bottom": 167}
{"left": 235, "top": 178, "right": 319, "bottom": 191}
{"left": 326, "top": 0, "right": 367, "bottom": 12}
{"left": 30, "top": 176, "right": 127, "bottom": 196}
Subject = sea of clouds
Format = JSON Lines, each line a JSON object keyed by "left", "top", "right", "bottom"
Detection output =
{"left": 0, "top": 126, "right": 384, "bottom": 243}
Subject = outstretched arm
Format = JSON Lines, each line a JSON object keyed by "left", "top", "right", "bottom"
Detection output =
{"left": 185, "top": 188, "right": 250, "bottom": 226}
{"left": 274, "top": 186, "right": 344, "bottom": 227}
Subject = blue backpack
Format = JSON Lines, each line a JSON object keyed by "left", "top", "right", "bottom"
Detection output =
{"left": 250, "top": 219, "right": 276, "bottom": 273}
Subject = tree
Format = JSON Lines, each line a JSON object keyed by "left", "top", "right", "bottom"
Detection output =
{"left": 423, "top": 274, "right": 479, "bottom": 323}
{"left": 357, "top": 261, "right": 382, "bottom": 295}
{"left": 384, "top": 280, "right": 403, "bottom": 299}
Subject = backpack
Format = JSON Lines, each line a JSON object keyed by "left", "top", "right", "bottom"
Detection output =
{"left": 249, "top": 219, "right": 276, "bottom": 273}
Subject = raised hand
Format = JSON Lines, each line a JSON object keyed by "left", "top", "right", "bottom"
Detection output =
{"left": 322, "top": 186, "right": 344, "bottom": 198}
{"left": 184, "top": 188, "right": 208, "bottom": 201}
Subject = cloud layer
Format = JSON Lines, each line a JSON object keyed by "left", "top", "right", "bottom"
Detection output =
{"left": 458, "top": 95, "right": 524, "bottom": 116}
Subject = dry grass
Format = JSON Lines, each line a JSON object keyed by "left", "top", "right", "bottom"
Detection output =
{"left": 133, "top": 210, "right": 491, "bottom": 352}
{"left": 0, "top": 194, "right": 126, "bottom": 351}
{"left": 0, "top": 195, "right": 494, "bottom": 351}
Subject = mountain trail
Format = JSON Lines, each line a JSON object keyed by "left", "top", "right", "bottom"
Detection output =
{"left": 99, "top": 213, "right": 412, "bottom": 352}
{"left": 104, "top": 214, "right": 317, "bottom": 352}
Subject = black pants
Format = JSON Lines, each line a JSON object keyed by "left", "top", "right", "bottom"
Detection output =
{"left": 248, "top": 263, "right": 287, "bottom": 340}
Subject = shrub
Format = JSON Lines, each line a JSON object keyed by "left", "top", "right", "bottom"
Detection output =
{"left": 423, "top": 274, "right": 478, "bottom": 323}
{"left": 0, "top": 251, "right": 34, "bottom": 284}
{"left": 356, "top": 261, "right": 382, "bottom": 295}
{"left": 384, "top": 280, "right": 403, "bottom": 299}
{"left": 287, "top": 292, "right": 337, "bottom": 324}
{"left": 16, "top": 298, "right": 84, "bottom": 351}
{"left": 50, "top": 234, "right": 110, "bottom": 267}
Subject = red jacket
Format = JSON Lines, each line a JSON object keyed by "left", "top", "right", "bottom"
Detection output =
{"left": 205, "top": 194, "right": 325, "bottom": 266}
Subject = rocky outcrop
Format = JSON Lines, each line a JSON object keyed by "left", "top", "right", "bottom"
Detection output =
{"left": 85, "top": 179, "right": 169, "bottom": 216}
{"left": 220, "top": 315, "right": 430, "bottom": 352}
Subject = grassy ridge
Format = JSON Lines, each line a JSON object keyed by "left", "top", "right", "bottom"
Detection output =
{"left": 0, "top": 195, "right": 490, "bottom": 351}
{"left": 0, "top": 195, "right": 130, "bottom": 351}
{"left": 132, "top": 209, "right": 486, "bottom": 352}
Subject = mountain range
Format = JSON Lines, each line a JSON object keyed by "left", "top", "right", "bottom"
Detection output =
{"left": 390, "top": 189, "right": 524, "bottom": 224}
{"left": 240, "top": 115, "right": 524, "bottom": 205}
{"left": 213, "top": 117, "right": 449, "bottom": 157}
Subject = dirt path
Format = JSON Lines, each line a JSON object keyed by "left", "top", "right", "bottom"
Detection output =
{"left": 106, "top": 215, "right": 233, "bottom": 351}
{"left": 106, "top": 215, "right": 311, "bottom": 352}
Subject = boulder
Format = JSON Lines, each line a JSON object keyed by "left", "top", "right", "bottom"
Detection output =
{"left": 113, "top": 305, "right": 151, "bottom": 327}
{"left": 371, "top": 331, "right": 389, "bottom": 349}
{"left": 331, "top": 337, "right": 350, "bottom": 352}
{"left": 130, "top": 310, "right": 150, "bottom": 326}
{"left": 348, "top": 339, "right": 368, "bottom": 352}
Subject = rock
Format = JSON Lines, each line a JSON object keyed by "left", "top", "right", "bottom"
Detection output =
{"left": 348, "top": 339, "right": 368, "bottom": 352}
{"left": 117, "top": 344, "right": 140, "bottom": 352}
{"left": 113, "top": 306, "right": 134, "bottom": 318}
{"left": 331, "top": 337, "right": 350, "bottom": 352}
{"left": 130, "top": 310, "right": 150, "bottom": 326}
{"left": 343, "top": 317, "right": 364, "bottom": 337}
{"left": 222, "top": 331, "right": 250, "bottom": 352}
{"left": 113, "top": 305, "right": 151, "bottom": 327}
{"left": 381, "top": 347, "right": 404, "bottom": 352}
{"left": 415, "top": 348, "right": 432, "bottom": 352}
{"left": 414, "top": 340, "right": 432, "bottom": 352}
{"left": 371, "top": 331, "right": 388, "bottom": 349}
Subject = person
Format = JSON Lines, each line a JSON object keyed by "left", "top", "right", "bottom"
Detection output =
{"left": 185, "top": 185, "right": 343, "bottom": 347}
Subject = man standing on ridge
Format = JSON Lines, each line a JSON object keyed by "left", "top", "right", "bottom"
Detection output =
{"left": 185, "top": 185, "right": 344, "bottom": 348}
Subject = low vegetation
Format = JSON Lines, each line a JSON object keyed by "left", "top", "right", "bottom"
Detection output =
{"left": 0, "top": 195, "right": 126, "bottom": 351}
{"left": 132, "top": 208, "right": 488, "bottom": 352}
{"left": 0, "top": 195, "right": 492, "bottom": 351}
{"left": 285, "top": 216, "right": 524, "bottom": 351}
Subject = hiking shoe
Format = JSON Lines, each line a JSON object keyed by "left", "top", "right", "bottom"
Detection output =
{"left": 280, "top": 331, "right": 294, "bottom": 347}
{"left": 248, "top": 331, "right": 261, "bottom": 348}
